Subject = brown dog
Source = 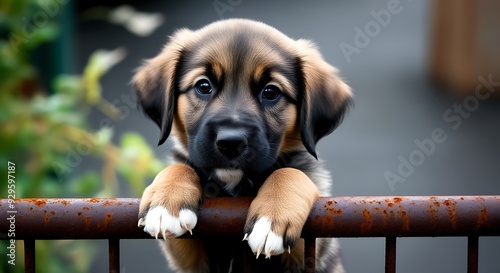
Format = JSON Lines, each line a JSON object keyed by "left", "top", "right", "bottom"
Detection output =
{"left": 134, "top": 19, "right": 352, "bottom": 273}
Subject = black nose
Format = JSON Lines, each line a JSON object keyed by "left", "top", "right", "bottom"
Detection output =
{"left": 216, "top": 129, "right": 248, "bottom": 158}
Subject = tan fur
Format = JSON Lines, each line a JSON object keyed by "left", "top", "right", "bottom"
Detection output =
{"left": 278, "top": 105, "right": 303, "bottom": 154}
{"left": 161, "top": 239, "right": 209, "bottom": 273}
{"left": 133, "top": 28, "right": 195, "bottom": 105}
{"left": 179, "top": 67, "right": 206, "bottom": 91}
{"left": 173, "top": 96, "right": 190, "bottom": 148}
{"left": 246, "top": 168, "right": 319, "bottom": 238}
{"left": 139, "top": 163, "right": 201, "bottom": 216}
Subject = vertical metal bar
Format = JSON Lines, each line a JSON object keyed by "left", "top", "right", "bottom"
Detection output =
{"left": 109, "top": 239, "right": 120, "bottom": 273}
{"left": 24, "top": 240, "right": 35, "bottom": 273}
{"left": 467, "top": 236, "right": 479, "bottom": 273}
{"left": 304, "top": 238, "right": 316, "bottom": 273}
{"left": 385, "top": 237, "right": 397, "bottom": 273}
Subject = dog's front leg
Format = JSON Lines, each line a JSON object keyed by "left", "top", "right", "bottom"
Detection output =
{"left": 244, "top": 168, "right": 319, "bottom": 259}
{"left": 138, "top": 163, "right": 202, "bottom": 238}
{"left": 138, "top": 163, "right": 208, "bottom": 272}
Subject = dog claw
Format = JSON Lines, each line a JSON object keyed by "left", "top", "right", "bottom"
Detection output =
{"left": 138, "top": 218, "right": 145, "bottom": 227}
{"left": 288, "top": 245, "right": 291, "bottom": 254}
{"left": 256, "top": 249, "right": 261, "bottom": 259}
{"left": 181, "top": 222, "right": 193, "bottom": 235}
{"left": 243, "top": 233, "right": 249, "bottom": 241}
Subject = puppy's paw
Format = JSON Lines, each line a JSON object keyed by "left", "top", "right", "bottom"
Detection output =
{"left": 243, "top": 168, "right": 319, "bottom": 259}
{"left": 244, "top": 216, "right": 290, "bottom": 259}
{"left": 137, "top": 164, "right": 202, "bottom": 239}
{"left": 139, "top": 206, "right": 197, "bottom": 239}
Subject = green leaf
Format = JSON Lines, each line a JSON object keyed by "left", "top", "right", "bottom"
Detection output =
{"left": 52, "top": 75, "right": 83, "bottom": 96}
{"left": 83, "top": 48, "right": 127, "bottom": 104}
{"left": 94, "top": 127, "right": 113, "bottom": 147}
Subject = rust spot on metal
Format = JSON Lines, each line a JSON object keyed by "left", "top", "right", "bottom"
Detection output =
{"left": 322, "top": 215, "right": 334, "bottom": 229}
{"left": 361, "top": 209, "right": 373, "bottom": 231}
{"left": 475, "top": 208, "right": 488, "bottom": 230}
{"left": 393, "top": 197, "right": 402, "bottom": 203}
{"left": 444, "top": 199, "right": 457, "bottom": 229}
{"left": 427, "top": 202, "right": 439, "bottom": 228}
{"left": 35, "top": 200, "right": 46, "bottom": 207}
{"left": 44, "top": 210, "right": 50, "bottom": 223}
{"left": 388, "top": 203, "right": 394, "bottom": 207}
{"left": 105, "top": 213, "right": 113, "bottom": 225}
{"left": 326, "top": 200, "right": 333, "bottom": 206}
{"left": 77, "top": 212, "right": 83, "bottom": 216}
{"left": 89, "top": 198, "right": 99, "bottom": 203}
{"left": 103, "top": 199, "right": 117, "bottom": 206}
{"left": 59, "top": 200, "right": 70, "bottom": 206}
{"left": 50, "top": 211, "right": 55, "bottom": 216}
{"left": 381, "top": 209, "right": 388, "bottom": 227}
{"left": 475, "top": 196, "right": 486, "bottom": 202}
{"left": 83, "top": 207, "right": 90, "bottom": 211}
{"left": 399, "top": 210, "right": 410, "bottom": 231}
{"left": 85, "top": 217, "right": 91, "bottom": 230}
{"left": 326, "top": 208, "right": 342, "bottom": 215}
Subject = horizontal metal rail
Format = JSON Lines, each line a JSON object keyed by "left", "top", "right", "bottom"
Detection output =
{"left": 1, "top": 196, "right": 499, "bottom": 273}
{"left": 1, "top": 196, "right": 499, "bottom": 239}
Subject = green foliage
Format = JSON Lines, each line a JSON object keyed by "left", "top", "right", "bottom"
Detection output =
{"left": 0, "top": 1, "right": 165, "bottom": 272}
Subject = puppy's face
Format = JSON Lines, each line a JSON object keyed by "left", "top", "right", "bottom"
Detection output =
{"left": 134, "top": 19, "right": 352, "bottom": 174}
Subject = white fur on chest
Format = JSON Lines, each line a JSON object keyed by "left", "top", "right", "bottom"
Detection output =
{"left": 214, "top": 168, "right": 243, "bottom": 191}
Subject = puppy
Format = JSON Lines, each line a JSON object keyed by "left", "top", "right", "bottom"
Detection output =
{"left": 134, "top": 19, "right": 352, "bottom": 273}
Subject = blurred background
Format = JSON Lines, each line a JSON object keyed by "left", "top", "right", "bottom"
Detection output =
{"left": 1, "top": 0, "right": 499, "bottom": 272}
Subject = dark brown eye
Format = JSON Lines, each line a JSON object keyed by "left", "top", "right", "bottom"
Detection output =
{"left": 261, "top": 85, "right": 281, "bottom": 101}
{"left": 195, "top": 79, "right": 212, "bottom": 95}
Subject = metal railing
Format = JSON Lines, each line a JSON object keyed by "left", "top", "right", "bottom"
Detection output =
{"left": 1, "top": 196, "right": 499, "bottom": 273}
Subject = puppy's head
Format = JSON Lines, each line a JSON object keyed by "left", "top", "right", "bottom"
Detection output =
{"left": 133, "top": 19, "right": 352, "bottom": 173}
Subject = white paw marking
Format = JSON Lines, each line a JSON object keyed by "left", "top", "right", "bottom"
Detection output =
{"left": 246, "top": 217, "right": 285, "bottom": 259}
{"left": 138, "top": 206, "right": 197, "bottom": 239}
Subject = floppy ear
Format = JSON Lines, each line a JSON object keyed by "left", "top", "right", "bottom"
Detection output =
{"left": 132, "top": 29, "right": 194, "bottom": 145}
{"left": 296, "top": 39, "right": 353, "bottom": 158}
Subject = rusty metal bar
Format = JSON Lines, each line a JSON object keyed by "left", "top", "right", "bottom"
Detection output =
{"left": 24, "top": 239, "right": 35, "bottom": 273}
{"left": 304, "top": 238, "right": 316, "bottom": 273}
{"left": 109, "top": 239, "right": 120, "bottom": 273}
{"left": 467, "top": 236, "right": 479, "bottom": 273}
{"left": 385, "top": 237, "right": 396, "bottom": 273}
{"left": 0, "top": 196, "right": 499, "bottom": 239}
